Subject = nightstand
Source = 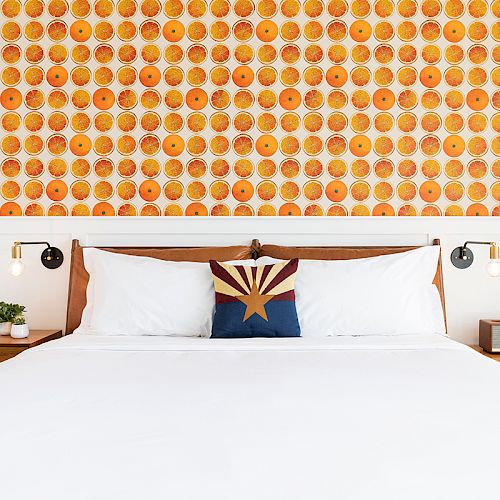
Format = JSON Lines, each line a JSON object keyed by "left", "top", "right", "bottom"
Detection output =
{"left": 470, "top": 345, "right": 500, "bottom": 362}
{"left": 0, "top": 330, "right": 63, "bottom": 362}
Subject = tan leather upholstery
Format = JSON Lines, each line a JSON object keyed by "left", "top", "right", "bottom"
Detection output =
{"left": 65, "top": 240, "right": 254, "bottom": 334}
{"left": 258, "top": 239, "right": 447, "bottom": 331}
{"left": 66, "top": 239, "right": 447, "bottom": 334}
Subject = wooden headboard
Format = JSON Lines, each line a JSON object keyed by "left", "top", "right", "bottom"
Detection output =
{"left": 65, "top": 240, "right": 257, "bottom": 334}
{"left": 255, "top": 238, "right": 446, "bottom": 332}
{"left": 66, "top": 239, "right": 446, "bottom": 334}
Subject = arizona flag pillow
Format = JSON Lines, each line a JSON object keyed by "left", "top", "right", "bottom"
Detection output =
{"left": 209, "top": 259, "right": 301, "bottom": 338}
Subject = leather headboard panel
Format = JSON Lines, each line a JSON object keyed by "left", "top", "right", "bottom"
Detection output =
{"left": 66, "top": 240, "right": 255, "bottom": 334}
{"left": 66, "top": 239, "right": 446, "bottom": 334}
{"left": 257, "top": 239, "right": 447, "bottom": 331}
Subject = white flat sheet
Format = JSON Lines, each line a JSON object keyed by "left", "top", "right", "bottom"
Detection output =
{"left": 0, "top": 334, "right": 499, "bottom": 500}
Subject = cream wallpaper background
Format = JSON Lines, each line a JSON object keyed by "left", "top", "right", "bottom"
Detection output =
{"left": 1, "top": 0, "right": 500, "bottom": 216}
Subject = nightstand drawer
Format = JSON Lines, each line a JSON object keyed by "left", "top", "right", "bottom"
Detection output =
{"left": 0, "top": 346, "right": 26, "bottom": 362}
{"left": 0, "top": 330, "right": 62, "bottom": 362}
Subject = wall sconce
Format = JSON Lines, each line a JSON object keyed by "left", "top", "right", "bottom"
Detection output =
{"left": 450, "top": 241, "right": 500, "bottom": 277}
{"left": 8, "top": 241, "right": 64, "bottom": 276}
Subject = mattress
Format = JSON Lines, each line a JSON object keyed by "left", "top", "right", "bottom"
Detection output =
{"left": 0, "top": 333, "right": 499, "bottom": 500}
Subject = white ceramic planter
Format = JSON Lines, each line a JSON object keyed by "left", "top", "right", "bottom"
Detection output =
{"left": 10, "top": 324, "right": 29, "bottom": 339}
{"left": 0, "top": 322, "right": 12, "bottom": 336}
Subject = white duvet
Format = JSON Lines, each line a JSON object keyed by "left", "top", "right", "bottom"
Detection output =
{"left": 0, "top": 334, "right": 499, "bottom": 500}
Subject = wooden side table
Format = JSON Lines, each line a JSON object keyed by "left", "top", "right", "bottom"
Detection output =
{"left": 0, "top": 330, "right": 63, "bottom": 362}
{"left": 469, "top": 345, "right": 500, "bottom": 362}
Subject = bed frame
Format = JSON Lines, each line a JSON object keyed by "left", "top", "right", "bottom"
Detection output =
{"left": 66, "top": 239, "right": 446, "bottom": 334}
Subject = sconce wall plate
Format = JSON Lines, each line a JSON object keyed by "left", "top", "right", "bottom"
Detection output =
{"left": 41, "top": 247, "right": 64, "bottom": 269}
{"left": 450, "top": 247, "right": 474, "bottom": 269}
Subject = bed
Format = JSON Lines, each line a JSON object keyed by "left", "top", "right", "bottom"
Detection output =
{"left": 0, "top": 240, "right": 499, "bottom": 500}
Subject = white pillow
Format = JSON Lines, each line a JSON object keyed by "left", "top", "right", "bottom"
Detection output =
{"left": 256, "top": 246, "right": 445, "bottom": 336}
{"left": 75, "top": 248, "right": 255, "bottom": 337}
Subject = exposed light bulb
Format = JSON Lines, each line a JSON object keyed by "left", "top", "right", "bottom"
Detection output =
{"left": 486, "top": 259, "right": 500, "bottom": 278}
{"left": 8, "top": 258, "right": 25, "bottom": 276}
{"left": 488, "top": 243, "right": 500, "bottom": 277}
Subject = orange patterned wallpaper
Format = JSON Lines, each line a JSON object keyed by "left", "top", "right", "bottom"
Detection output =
{"left": 0, "top": 0, "right": 499, "bottom": 216}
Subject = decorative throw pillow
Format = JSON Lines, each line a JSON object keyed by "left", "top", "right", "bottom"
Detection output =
{"left": 209, "top": 259, "right": 301, "bottom": 338}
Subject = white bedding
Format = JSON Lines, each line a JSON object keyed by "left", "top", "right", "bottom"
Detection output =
{"left": 0, "top": 334, "right": 499, "bottom": 500}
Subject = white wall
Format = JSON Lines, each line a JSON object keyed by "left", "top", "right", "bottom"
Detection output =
{"left": 0, "top": 217, "right": 499, "bottom": 345}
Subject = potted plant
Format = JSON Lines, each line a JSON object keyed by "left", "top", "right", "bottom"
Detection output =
{"left": 0, "top": 302, "right": 12, "bottom": 335}
{"left": 10, "top": 310, "right": 28, "bottom": 339}
{"left": 0, "top": 303, "right": 26, "bottom": 337}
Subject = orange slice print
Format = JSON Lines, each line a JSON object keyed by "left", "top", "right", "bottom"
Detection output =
{"left": 397, "top": 181, "right": 417, "bottom": 201}
{"left": 327, "top": 204, "right": 348, "bottom": 216}
{"left": 444, "top": 159, "right": 464, "bottom": 179}
{"left": 444, "top": 205, "right": 464, "bottom": 217}
{"left": 211, "top": 204, "right": 230, "bottom": 216}
{"left": 372, "top": 203, "right": 395, "bottom": 216}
